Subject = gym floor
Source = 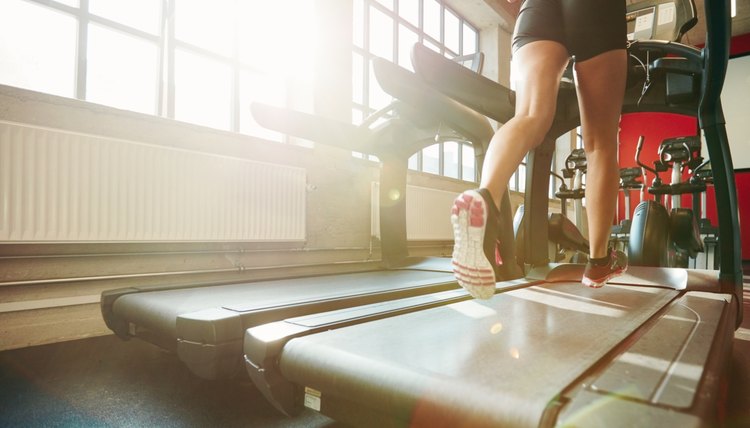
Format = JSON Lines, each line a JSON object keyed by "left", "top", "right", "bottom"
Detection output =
{"left": 1, "top": 275, "right": 749, "bottom": 427}
{"left": 0, "top": 333, "right": 343, "bottom": 428}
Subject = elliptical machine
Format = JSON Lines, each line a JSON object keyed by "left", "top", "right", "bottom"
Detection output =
{"left": 628, "top": 135, "right": 706, "bottom": 267}
{"left": 512, "top": 148, "right": 589, "bottom": 265}
{"left": 611, "top": 166, "right": 643, "bottom": 252}
{"left": 692, "top": 161, "right": 720, "bottom": 269}
{"left": 558, "top": 148, "right": 588, "bottom": 236}
{"left": 551, "top": 148, "right": 589, "bottom": 263}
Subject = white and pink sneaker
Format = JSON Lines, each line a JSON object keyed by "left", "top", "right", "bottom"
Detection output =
{"left": 450, "top": 189, "right": 500, "bottom": 299}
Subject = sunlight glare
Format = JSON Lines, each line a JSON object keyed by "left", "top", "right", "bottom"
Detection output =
{"left": 448, "top": 301, "right": 497, "bottom": 319}
{"left": 736, "top": 327, "right": 750, "bottom": 341}
{"left": 490, "top": 323, "right": 503, "bottom": 334}
{"left": 238, "top": 0, "right": 317, "bottom": 84}
{"left": 176, "top": 0, "right": 235, "bottom": 57}
{"left": 251, "top": 322, "right": 292, "bottom": 343}
{"left": 512, "top": 288, "right": 626, "bottom": 318}
{"left": 0, "top": 0, "right": 77, "bottom": 97}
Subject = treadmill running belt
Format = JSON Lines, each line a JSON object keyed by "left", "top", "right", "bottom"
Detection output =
{"left": 277, "top": 282, "right": 677, "bottom": 427}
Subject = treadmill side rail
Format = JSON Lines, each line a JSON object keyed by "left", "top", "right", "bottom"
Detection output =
{"left": 555, "top": 291, "right": 735, "bottom": 427}
{"left": 245, "top": 322, "right": 310, "bottom": 416}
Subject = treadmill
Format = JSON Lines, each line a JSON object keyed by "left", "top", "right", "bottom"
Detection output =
{"left": 100, "top": 49, "right": 524, "bottom": 380}
{"left": 243, "top": 0, "right": 743, "bottom": 426}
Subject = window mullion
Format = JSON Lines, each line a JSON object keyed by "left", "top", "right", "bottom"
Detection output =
{"left": 439, "top": 1, "right": 444, "bottom": 54}
{"left": 363, "top": 1, "right": 371, "bottom": 112}
{"left": 76, "top": 0, "right": 89, "bottom": 100}
{"left": 166, "top": 0, "right": 175, "bottom": 119}
{"left": 392, "top": 3, "right": 398, "bottom": 63}
{"left": 439, "top": 141, "right": 444, "bottom": 176}
{"left": 231, "top": 3, "right": 240, "bottom": 133}
{"left": 458, "top": 18, "right": 464, "bottom": 55}
{"left": 457, "top": 142, "right": 463, "bottom": 180}
{"left": 156, "top": 0, "right": 170, "bottom": 117}
{"left": 418, "top": 0, "right": 423, "bottom": 34}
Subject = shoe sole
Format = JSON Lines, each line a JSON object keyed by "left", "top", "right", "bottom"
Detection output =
{"left": 451, "top": 190, "right": 496, "bottom": 299}
{"left": 582, "top": 266, "right": 627, "bottom": 288}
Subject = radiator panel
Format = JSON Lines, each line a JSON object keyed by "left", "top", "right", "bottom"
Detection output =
{"left": 0, "top": 121, "right": 306, "bottom": 242}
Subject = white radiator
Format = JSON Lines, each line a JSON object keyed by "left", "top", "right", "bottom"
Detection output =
{"left": 0, "top": 121, "right": 306, "bottom": 242}
{"left": 371, "top": 182, "right": 456, "bottom": 241}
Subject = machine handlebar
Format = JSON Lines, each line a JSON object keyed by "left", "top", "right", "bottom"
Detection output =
{"left": 555, "top": 189, "right": 586, "bottom": 200}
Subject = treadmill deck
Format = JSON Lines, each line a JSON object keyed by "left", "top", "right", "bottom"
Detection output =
{"left": 277, "top": 281, "right": 680, "bottom": 427}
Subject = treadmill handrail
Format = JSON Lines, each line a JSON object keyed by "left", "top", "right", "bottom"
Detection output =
{"left": 698, "top": 0, "right": 742, "bottom": 325}
{"left": 250, "top": 102, "right": 373, "bottom": 152}
{"left": 372, "top": 57, "right": 495, "bottom": 149}
{"left": 411, "top": 43, "right": 515, "bottom": 124}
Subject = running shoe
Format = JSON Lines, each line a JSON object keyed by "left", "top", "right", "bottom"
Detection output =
{"left": 582, "top": 249, "right": 628, "bottom": 288}
{"left": 451, "top": 189, "right": 500, "bottom": 299}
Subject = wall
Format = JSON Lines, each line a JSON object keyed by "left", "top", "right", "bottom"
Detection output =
{"left": 737, "top": 170, "right": 750, "bottom": 260}
{"left": 729, "top": 27, "right": 750, "bottom": 56}
{"left": 728, "top": 34, "right": 750, "bottom": 260}
{"left": 0, "top": 83, "right": 477, "bottom": 350}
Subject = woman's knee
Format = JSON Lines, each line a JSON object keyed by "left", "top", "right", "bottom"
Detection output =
{"left": 581, "top": 133, "right": 619, "bottom": 157}
{"left": 511, "top": 114, "right": 554, "bottom": 147}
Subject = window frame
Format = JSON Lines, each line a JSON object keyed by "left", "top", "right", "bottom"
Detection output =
{"left": 351, "top": 0, "right": 480, "bottom": 183}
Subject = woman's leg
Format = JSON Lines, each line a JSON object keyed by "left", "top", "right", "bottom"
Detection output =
{"left": 451, "top": 40, "right": 570, "bottom": 299}
{"left": 574, "top": 49, "right": 628, "bottom": 259}
{"left": 480, "top": 40, "right": 570, "bottom": 208}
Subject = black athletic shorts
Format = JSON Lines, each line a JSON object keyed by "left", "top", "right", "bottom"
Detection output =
{"left": 512, "top": 0, "right": 627, "bottom": 62}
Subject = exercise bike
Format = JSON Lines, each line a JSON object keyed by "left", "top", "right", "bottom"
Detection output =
{"left": 628, "top": 135, "right": 706, "bottom": 267}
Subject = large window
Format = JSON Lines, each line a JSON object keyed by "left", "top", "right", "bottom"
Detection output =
{"left": 0, "top": 0, "right": 315, "bottom": 143}
{"left": 352, "top": 0, "right": 480, "bottom": 182}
